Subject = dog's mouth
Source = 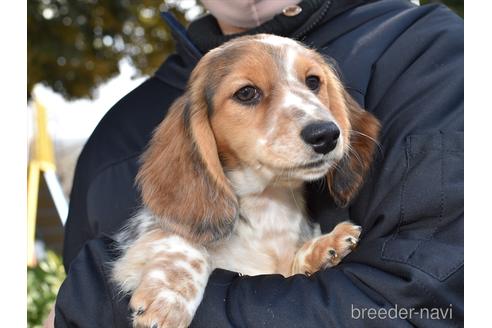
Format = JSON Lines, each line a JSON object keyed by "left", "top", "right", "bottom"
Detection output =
{"left": 292, "top": 159, "right": 327, "bottom": 170}
{"left": 259, "top": 158, "right": 332, "bottom": 176}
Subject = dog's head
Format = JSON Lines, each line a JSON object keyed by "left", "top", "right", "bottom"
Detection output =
{"left": 138, "top": 34, "right": 380, "bottom": 244}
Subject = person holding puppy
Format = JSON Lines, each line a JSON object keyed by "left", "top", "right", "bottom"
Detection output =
{"left": 54, "top": 1, "right": 463, "bottom": 327}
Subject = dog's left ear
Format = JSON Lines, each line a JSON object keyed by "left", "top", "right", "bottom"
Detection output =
{"left": 136, "top": 92, "right": 239, "bottom": 245}
{"left": 327, "top": 89, "right": 381, "bottom": 207}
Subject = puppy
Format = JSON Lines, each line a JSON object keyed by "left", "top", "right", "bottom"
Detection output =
{"left": 112, "top": 34, "right": 380, "bottom": 328}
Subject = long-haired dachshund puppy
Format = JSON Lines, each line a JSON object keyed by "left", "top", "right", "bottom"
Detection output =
{"left": 112, "top": 34, "right": 380, "bottom": 328}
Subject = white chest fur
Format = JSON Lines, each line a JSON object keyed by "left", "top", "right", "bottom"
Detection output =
{"left": 209, "top": 169, "right": 316, "bottom": 276}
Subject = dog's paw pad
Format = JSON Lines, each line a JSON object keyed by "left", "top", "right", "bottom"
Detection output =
{"left": 313, "top": 222, "right": 362, "bottom": 268}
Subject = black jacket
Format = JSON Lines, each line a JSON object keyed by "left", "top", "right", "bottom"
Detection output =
{"left": 55, "top": 0, "right": 464, "bottom": 327}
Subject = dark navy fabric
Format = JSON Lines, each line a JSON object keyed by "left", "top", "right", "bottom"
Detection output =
{"left": 56, "top": 0, "right": 463, "bottom": 327}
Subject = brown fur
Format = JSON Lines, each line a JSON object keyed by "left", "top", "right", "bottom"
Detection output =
{"left": 189, "top": 259, "right": 205, "bottom": 274}
{"left": 136, "top": 96, "right": 238, "bottom": 244}
{"left": 326, "top": 91, "right": 380, "bottom": 207}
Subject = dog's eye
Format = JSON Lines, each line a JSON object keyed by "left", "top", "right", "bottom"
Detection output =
{"left": 305, "top": 75, "right": 320, "bottom": 92}
{"left": 233, "top": 86, "right": 261, "bottom": 105}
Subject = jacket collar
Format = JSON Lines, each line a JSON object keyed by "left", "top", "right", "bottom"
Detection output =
{"left": 155, "top": 0, "right": 370, "bottom": 91}
{"left": 186, "top": 0, "right": 327, "bottom": 54}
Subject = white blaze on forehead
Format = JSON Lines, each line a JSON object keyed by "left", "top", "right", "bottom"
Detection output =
{"left": 259, "top": 34, "right": 302, "bottom": 81}
{"left": 258, "top": 34, "right": 301, "bottom": 48}
{"left": 284, "top": 47, "right": 299, "bottom": 82}
{"left": 282, "top": 91, "right": 314, "bottom": 114}
{"left": 258, "top": 35, "right": 324, "bottom": 116}
{"left": 281, "top": 88, "right": 334, "bottom": 121}
{"left": 258, "top": 35, "right": 336, "bottom": 125}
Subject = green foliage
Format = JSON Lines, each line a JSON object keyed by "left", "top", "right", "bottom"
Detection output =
{"left": 27, "top": 251, "right": 66, "bottom": 328}
{"left": 421, "top": 0, "right": 464, "bottom": 17}
{"left": 28, "top": 0, "right": 189, "bottom": 100}
{"left": 28, "top": 0, "right": 462, "bottom": 101}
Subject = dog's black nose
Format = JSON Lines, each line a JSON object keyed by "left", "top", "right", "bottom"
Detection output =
{"left": 300, "top": 122, "right": 340, "bottom": 154}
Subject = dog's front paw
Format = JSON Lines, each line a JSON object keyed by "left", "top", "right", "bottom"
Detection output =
{"left": 293, "top": 221, "right": 361, "bottom": 275}
{"left": 129, "top": 264, "right": 207, "bottom": 328}
{"left": 130, "top": 281, "right": 192, "bottom": 328}
{"left": 317, "top": 221, "right": 361, "bottom": 268}
{"left": 112, "top": 231, "right": 211, "bottom": 328}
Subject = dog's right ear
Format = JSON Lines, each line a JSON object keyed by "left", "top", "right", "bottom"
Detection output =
{"left": 320, "top": 63, "right": 380, "bottom": 207}
{"left": 326, "top": 90, "right": 380, "bottom": 207}
{"left": 136, "top": 95, "right": 238, "bottom": 245}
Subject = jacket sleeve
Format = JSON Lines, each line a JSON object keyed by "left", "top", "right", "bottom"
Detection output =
{"left": 62, "top": 76, "right": 180, "bottom": 273}
{"left": 191, "top": 5, "right": 463, "bottom": 328}
{"left": 55, "top": 236, "right": 132, "bottom": 328}
{"left": 61, "top": 148, "right": 94, "bottom": 273}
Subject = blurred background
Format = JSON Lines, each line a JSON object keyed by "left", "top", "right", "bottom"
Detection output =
{"left": 26, "top": 0, "right": 463, "bottom": 327}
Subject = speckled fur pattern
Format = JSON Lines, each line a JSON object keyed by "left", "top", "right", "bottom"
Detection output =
{"left": 111, "top": 34, "right": 380, "bottom": 328}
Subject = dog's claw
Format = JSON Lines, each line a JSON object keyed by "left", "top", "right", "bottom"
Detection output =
{"left": 345, "top": 237, "right": 357, "bottom": 244}
{"left": 346, "top": 237, "right": 358, "bottom": 249}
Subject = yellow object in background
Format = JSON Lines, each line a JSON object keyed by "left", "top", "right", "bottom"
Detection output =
{"left": 32, "top": 100, "right": 56, "bottom": 172}
{"left": 28, "top": 99, "right": 68, "bottom": 267}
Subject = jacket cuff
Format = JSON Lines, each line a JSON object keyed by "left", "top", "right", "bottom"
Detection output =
{"left": 191, "top": 269, "right": 239, "bottom": 327}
